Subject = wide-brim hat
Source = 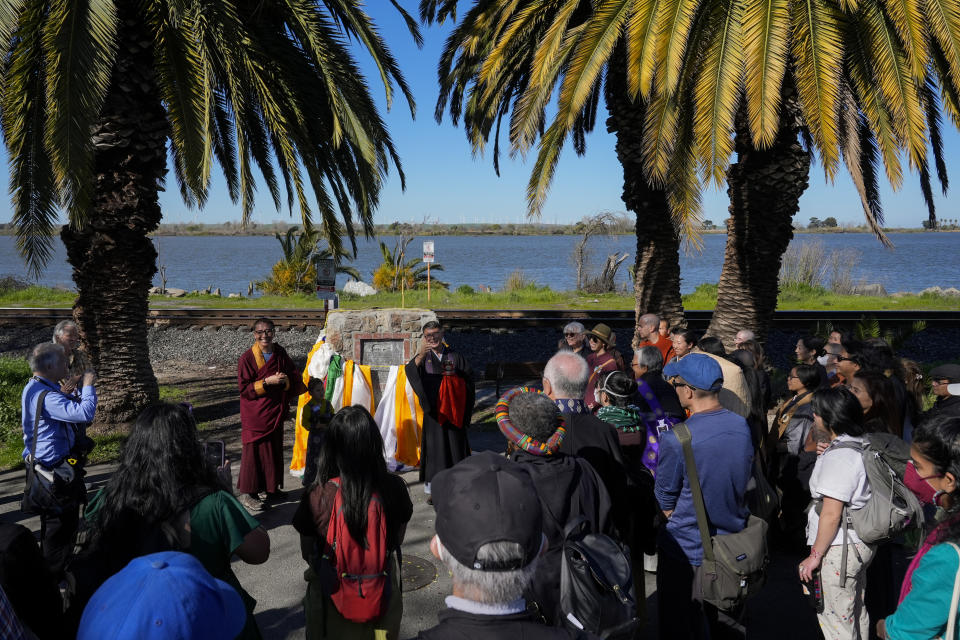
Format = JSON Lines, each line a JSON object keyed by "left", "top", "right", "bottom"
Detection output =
{"left": 583, "top": 323, "right": 614, "bottom": 346}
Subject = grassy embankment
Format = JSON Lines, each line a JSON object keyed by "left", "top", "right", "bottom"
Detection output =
{"left": 3, "top": 282, "right": 959, "bottom": 311}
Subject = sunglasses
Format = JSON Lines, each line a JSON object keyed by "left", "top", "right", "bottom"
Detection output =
{"left": 670, "top": 380, "right": 690, "bottom": 390}
{"left": 254, "top": 329, "right": 274, "bottom": 336}
{"left": 836, "top": 356, "right": 854, "bottom": 362}
{"left": 564, "top": 332, "right": 579, "bottom": 338}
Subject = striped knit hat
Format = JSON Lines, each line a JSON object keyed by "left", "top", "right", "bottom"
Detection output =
{"left": 496, "top": 387, "right": 566, "bottom": 456}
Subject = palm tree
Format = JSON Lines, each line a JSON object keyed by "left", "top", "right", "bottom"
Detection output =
{"left": 259, "top": 226, "right": 362, "bottom": 295}
{"left": 1, "top": 1, "right": 418, "bottom": 427}
{"left": 372, "top": 236, "right": 448, "bottom": 291}
{"left": 625, "top": 0, "right": 960, "bottom": 343}
{"left": 424, "top": 0, "right": 960, "bottom": 346}
{"left": 421, "top": 1, "right": 686, "bottom": 335}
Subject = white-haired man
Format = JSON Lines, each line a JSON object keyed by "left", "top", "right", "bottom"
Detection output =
{"left": 559, "top": 321, "right": 590, "bottom": 356}
{"left": 52, "top": 320, "right": 93, "bottom": 395}
{"left": 543, "top": 352, "right": 628, "bottom": 531}
{"left": 420, "top": 451, "right": 601, "bottom": 639}
{"left": 21, "top": 342, "right": 97, "bottom": 576}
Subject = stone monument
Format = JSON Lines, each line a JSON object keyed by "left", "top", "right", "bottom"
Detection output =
{"left": 324, "top": 308, "right": 437, "bottom": 398}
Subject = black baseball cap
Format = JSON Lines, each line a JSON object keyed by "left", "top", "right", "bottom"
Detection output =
{"left": 432, "top": 452, "right": 542, "bottom": 571}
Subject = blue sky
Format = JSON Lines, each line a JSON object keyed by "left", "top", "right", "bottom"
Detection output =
{"left": 0, "top": 5, "right": 957, "bottom": 229}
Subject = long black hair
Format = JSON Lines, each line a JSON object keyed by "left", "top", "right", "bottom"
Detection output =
{"left": 811, "top": 387, "right": 865, "bottom": 437}
{"left": 912, "top": 415, "right": 960, "bottom": 544}
{"left": 315, "top": 405, "right": 388, "bottom": 546}
{"left": 92, "top": 403, "right": 222, "bottom": 562}
{"left": 853, "top": 370, "right": 901, "bottom": 436}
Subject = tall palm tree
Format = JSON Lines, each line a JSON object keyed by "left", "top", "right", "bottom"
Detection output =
{"left": 630, "top": 0, "right": 960, "bottom": 343}
{"left": 1, "top": 0, "right": 418, "bottom": 427}
{"left": 421, "top": 1, "right": 687, "bottom": 335}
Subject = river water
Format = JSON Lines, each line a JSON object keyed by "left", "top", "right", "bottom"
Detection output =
{"left": 0, "top": 232, "right": 958, "bottom": 296}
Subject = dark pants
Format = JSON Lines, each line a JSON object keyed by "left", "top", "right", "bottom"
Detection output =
{"left": 40, "top": 499, "right": 80, "bottom": 578}
{"left": 657, "top": 541, "right": 746, "bottom": 640}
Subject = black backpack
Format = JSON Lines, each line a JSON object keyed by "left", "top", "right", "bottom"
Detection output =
{"left": 559, "top": 516, "right": 641, "bottom": 639}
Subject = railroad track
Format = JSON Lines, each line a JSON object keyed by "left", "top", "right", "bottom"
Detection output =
{"left": 1, "top": 307, "right": 958, "bottom": 329}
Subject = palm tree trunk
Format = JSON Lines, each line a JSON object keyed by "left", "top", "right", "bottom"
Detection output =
{"left": 605, "top": 46, "right": 684, "bottom": 342}
{"left": 707, "top": 85, "right": 811, "bottom": 348}
{"left": 60, "top": 8, "right": 168, "bottom": 429}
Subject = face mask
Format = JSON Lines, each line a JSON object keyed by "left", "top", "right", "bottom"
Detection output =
{"left": 817, "top": 354, "right": 831, "bottom": 366}
{"left": 594, "top": 389, "right": 603, "bottom": 406}
{"left": 904, "top": 461, "right": 946, "bottom": 506}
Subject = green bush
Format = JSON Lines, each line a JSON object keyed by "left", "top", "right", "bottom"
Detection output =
{"left": 0, "top": 357, "right": 30, "bottom": 468}
{"left": 455, "top": 284, "right": 475, "bottom": 295}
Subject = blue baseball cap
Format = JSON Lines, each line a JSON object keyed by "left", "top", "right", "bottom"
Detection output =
{"left": 663, "top": 353, "right": 724, "bottom": 392}
{"left": 78, "top": 551, "right": 246, "bottom": 640}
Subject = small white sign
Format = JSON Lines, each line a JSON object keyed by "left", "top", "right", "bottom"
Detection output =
{"left": 422, "top": 241, "right": 435, "bottom": 264}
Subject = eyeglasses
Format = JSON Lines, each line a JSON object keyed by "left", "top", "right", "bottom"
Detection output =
{"left": 786, "top": 375, "right": 798, "bottom": 380}
{"left": 670, "top": 380, "right": 690, "bottom": 390}
{"left": 836, "top": 356, "right": 853, "bottom": 362}
{"left": 254, "top": 329, "right": 274, "bottom": 336}
{"left": 564, "top": 332, "right": 579, "bottom": 338}
{"left": 424, "top": 332, "right": 442, "bottom": 340}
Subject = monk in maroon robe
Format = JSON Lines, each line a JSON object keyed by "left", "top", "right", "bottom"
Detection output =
{"left": 237, "top": 318, "right": 306, "bottom": 508}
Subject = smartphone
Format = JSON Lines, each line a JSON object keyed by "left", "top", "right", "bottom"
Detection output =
{"left": 202, "top": 440, "right": 225, "bottom": 469}
{"left": 801, "top": 569, "right": 824, "bottom": 613}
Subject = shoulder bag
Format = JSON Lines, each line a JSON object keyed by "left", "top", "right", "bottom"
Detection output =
{"left": 20, "top": 390, "right": 68, "bottom": 517}
{"left": 674, "top": 423, "right": 769, "bottom": 611}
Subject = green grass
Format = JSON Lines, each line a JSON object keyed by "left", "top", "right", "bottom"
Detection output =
{"left": 158, "top": 385, "right": 187, "bottom": 402}
{"left": 2, "top": 283, "right": 958, "bottom": 311}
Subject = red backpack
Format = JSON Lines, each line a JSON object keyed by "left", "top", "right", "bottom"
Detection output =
{"left": 324, "top": 478, "right": 390, "bottom": 623}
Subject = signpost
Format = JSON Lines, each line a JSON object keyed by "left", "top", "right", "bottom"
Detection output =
{"left": 423, "top": 241, "right": 435, "bottom": 302}
{"left": 315, "top": 258, "right": 338, "bottom": 311}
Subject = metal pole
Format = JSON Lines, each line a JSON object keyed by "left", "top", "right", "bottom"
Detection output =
{"left": 427, "top": 262, "right": 431, "bottom": 303}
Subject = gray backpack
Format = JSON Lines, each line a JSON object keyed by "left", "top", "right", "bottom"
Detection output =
{"left": 828, "top": 433, "right": 923, "bottom": 544}
{"left": 819, "top": 433, "right": 923, "bottom": 584}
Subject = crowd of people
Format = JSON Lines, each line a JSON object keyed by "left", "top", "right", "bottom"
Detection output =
{"left": 8, "top": 315, "right": 960, "bottom": 640}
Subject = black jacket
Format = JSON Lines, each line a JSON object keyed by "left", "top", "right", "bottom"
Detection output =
{"left": 924, "top": 395, "right": 960, "bottom": 421}
{"left": 508, "top": 450, "right": 612, "bottom": 626}
{"left": 557, "top": 412, "right": 629, "bottom": 533}
{"left": 417, "top": 607, "right": 601, "bottom": 640}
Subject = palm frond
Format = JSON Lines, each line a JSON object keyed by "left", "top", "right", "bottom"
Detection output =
{"left": 885, "top": 0, "right": 929, "bottom": 80}
{"left": 693, "top": 0, "right": 744, "bottom": 185}
{"left": 654, "top": 0, "right": 701, "bottom": 95}
{"left": 791, "top": 0, "right": 845, "bottom": 178}
{"left": 42, "top": 0, "right": 117, "bottom": 223}
{"left": 742, "top": 0, "right": 789, "bottom": 146}
{"left": 924, "top": 0, "right": 960, "bottom": 88}
{"left": 626, "top": 0, "right": 663, "bottom": 98}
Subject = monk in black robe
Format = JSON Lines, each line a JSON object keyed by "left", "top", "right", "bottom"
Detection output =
{"left": 404, "top": 321, "right": 475, "bottom": 492}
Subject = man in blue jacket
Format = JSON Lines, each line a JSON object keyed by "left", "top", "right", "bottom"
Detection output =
{"left": 21, "top": 342, "right": 97, "bottom": 576}
{"left": 655, "top": 353, "right": 753, "bottom": 639}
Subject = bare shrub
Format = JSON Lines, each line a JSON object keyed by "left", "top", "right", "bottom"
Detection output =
{"left": 779, "top": 241, "right": 828, "bottom": 289}
{"left": 583, "top": 252, "right": 630, "bottom": 293}
{"left": 504, "top": 269, "right": 535, "bottom": 292}
{"left": 827, "top": 248, "right": 862, "bottom": 294}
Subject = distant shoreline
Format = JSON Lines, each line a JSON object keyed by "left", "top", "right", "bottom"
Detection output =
{"left": 2, "top": 223, "right": 950, "bottom": 237}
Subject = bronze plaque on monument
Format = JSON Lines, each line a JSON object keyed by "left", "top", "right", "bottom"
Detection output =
{"left": 360, "top": 339, "right": 406, "bottom": 367}
{"left": 360, "top": 339, "right": 407, "bottom": 397}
